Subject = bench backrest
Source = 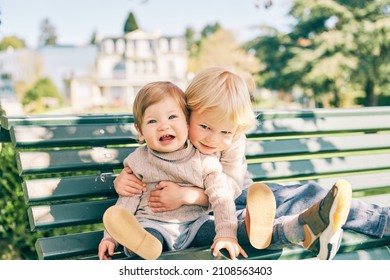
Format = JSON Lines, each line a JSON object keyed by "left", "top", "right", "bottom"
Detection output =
{"left": 2, "top": 107, "right": 390, "bottom": 259}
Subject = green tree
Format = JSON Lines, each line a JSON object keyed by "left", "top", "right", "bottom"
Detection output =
{"left": 248, "top": 0, "right": 390, "bottom": 107}
{"left": 89, "top": 29, "right": 98, "bottom": 45}
{"left": 38, "top": 18, "right": 57, "bottom": 46}
{"left": 22, "top": 78, "right": 62, "bottom": 113}
{"left": 201, "top": 22, "right": 221, "bottom": 39}
{"left": 189, "top": 28, "right": 261, "bottom": 80}
{"left": 0, "top": 36, "right": 26, "bottom": 51}
{"left": 0, "top": 144, "right": 37, "bottom": 259}
{"left": 185, "top": 27, "right": 199, "bottom": 57}
{"left": 123, "top": 12, "right": 139, "bottom": 34}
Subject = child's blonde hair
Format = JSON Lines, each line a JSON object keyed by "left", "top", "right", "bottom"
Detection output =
{"left": 185, "top": 67, "right": 257, "bottom": 133}
{"left": 133, "top": 81, "right": 189, "bottom": 135}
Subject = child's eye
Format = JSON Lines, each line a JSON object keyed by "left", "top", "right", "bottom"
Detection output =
{"left": 221, "top": 131, "right": 232, "bottom": 135}
{"left": 200, "top": 124, "right": 209, "bottom": 130}
{"left": 147, "top": 119, "right": 157, "bottom": 124}
{"left": 168, "top": 115, "right": 177, "bottom": 120}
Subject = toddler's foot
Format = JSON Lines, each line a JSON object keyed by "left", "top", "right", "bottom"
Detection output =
{"left": 103, "top": 205, "right": 162, "bottom": 260}
{"left": 245, "top": 182, "right": 276, "bottom": 249}
{"left": 298, "top": 179, "right": 352, "bottom": 260}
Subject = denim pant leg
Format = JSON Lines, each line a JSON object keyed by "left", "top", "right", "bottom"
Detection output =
{"left": 345, "top": 198, "right": 388, "bottom": 238}
{"left": 267, "top": 182, "right": 389, "bottom": 249}
{"left": 189, "top": 217, "right": 250, "bottom": 247}
{"left": 189, "top": 219, "right": 215, "bottom": 247}
{"left": 124, "top": 227, "right": 166, "bottom": 257}
{"left": 265, "top": 182, "right": 329, "bottom": 249}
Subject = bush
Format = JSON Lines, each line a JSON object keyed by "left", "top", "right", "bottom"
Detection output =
{"left": 0, "top": 144, "right": 37, "bottom": 259}
{"left": 0, "top": 143, "right": 104, "bottom": 259}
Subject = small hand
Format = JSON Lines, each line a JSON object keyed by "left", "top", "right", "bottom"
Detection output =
{"left": 98, "top": 239, "right": 116, "bottom": 260}
{"left": 114, "top": 166, "right": 146, "bottom": 196}
{"left": 149, "top": 181, "right": 184, "bottom": 212}
{"left": 211, "top": 237, "right": 248, "bottom": 260}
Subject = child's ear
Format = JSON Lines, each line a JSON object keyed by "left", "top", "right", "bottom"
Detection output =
{"left": 135, "top": 124, "right": 145, "bottom": 142}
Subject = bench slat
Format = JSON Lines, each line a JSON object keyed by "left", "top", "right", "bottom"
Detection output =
{"left": 246, "top": 133, "right": 390, "bottom": 158}
{"left": 248, "top": 153, "right": 390, "bottom": 181}
{"left": 11, "top": 124, "right": 139, "bottom": 148}
{"left": 23, "top": 174, "right": 117, "bottom": 203}
{"left": 305, "top": 172, "right": 390, "bottom": 192}
{"left": 17, "top": 147, "right": 135, "bottom": 175}
{"left": 2, "top": 114, "right": 134, "bottom": 129}
{"left": 35, "top": 230, "right": 105, "bottom": 260}
{"left": 0, "top": 127, "right": 10, "bottom": 142}
{"left": 249, "top": 114, "right": 390, "bottom": 137}
{"left": 28, "top": 199, "right": 116, "bottom": 231}
{"left": 358, "top": 193, "right": 390, "bottom": 207}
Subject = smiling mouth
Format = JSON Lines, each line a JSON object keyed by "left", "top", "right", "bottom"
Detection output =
{"left": 200, "top": 142, "right": 215, "bottom": 149}
{"left": 160, "top": 134, "right": 175, "bottom": 142}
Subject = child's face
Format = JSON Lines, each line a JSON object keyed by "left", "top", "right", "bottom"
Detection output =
{"left": 188, "top": 110, "right": 238, "bottom": 155}
{"left": 138, "top": 97, "right": 188, "bottom": 153}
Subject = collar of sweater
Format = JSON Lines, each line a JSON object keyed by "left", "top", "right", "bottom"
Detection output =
{"left": 148, "top": 140, "right": 196, "bottom": 162}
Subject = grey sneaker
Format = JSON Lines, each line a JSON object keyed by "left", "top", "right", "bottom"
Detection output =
{"left": 298, "top": 179, "right": 352, "bottom": 260}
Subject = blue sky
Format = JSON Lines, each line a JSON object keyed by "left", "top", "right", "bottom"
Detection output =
{"left": 0, "top": 0, "right": 293, "bottom": 48}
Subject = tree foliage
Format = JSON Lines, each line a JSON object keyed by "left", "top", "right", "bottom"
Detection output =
{"left": 0, "top": 144, "right": 37, "bottom": 259}
{"left": 0, "top": 36, "right": 26, "bottom": 51}
{"left": 123, "top": 12, "right": 139, "bottom": 33}
{"left": 38, "top": 18, "right": 57, "bottom": 46}
{"left": 22, "top": 78, "right": 62, "bottom": 113}
{"left": 189, "top": 29, "right": 261, "bottom": 78}
{"left": 0, "top": 144, "right": 104, "bottom": 259}
{"left": 248, "top": 0, "right": 390, "bottom": 107}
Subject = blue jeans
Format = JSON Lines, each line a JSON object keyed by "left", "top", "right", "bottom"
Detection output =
{"left": 190, "top": 182, "right": 389, "bottom": 250}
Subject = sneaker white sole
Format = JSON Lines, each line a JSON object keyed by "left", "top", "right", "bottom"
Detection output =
{"left": 246, "top": 182, "right": 276, "bottom": 249}
{"left": 317, "top": 179, "right": 352, "bottom": 260}
{"left": 319, "top": 229, "right": 343, "bottom": 260}
{"left": 103, "top": 205, "right": 162, "bottom": 260}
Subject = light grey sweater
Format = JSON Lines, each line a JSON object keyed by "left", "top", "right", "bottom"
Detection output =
{"left": 103, "top": 134, "right": 251, "bottom": 246}
{"left": 103, "top": 139, "right": 243, "bottom": 243}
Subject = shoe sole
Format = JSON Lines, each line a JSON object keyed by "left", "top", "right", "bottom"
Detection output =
{"left": 246, "top": 182, "right": 276, "bottom": 249}
{"left": 317, "top": 179, "right": 352, "bottom": 260}
{"left": 103, "top": 205, "right": 162, "bottom": 260}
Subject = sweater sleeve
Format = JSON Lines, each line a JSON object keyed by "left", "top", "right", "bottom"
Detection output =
{"left": 202, "top": 155, "right": 238, "bottom": 240}
{"left": 220, "top": 134, "right": 249, "bottom": 196}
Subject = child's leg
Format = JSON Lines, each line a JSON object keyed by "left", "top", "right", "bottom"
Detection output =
{"left": 261, "top": 181, "right": 389, "bottom": 238}
{"left": 345, "top": 198, "right": 389, "bottom": 238}
{"left": 234, "top": 188, "right": 248, "bottom": 211}
{"left": 189, "top": 219, "right": 215, "bottom": 247}
{"left": 189, "top": 217, "right": 251, "bottom": 247}
{"left": 190, "top": 183, "right": 276, "bottom": 249}
{"left": 272, "top": 179, "right": 352, "bottom": 260}
{"left": 103, "top": 205, "right": 163, "bottom": 260}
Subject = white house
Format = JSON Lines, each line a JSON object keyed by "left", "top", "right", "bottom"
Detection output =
{"left": 70, "top": 29, "right": 188, "bottom": 111}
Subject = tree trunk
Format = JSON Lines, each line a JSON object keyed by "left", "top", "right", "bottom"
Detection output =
{"left": 364, "top": 79, "right": 377, "bottom": 106}
{"left": 333, "top": 91, "right": 340, "bottom": 108}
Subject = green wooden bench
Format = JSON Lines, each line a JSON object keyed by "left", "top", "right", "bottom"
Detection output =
{"left": 1, "top": 107, "right": 390, "bottom": 260}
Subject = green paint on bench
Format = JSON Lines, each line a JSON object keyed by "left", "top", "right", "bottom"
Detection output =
{"left": 2, "top": 107, "right": 390, "bottom": 260}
